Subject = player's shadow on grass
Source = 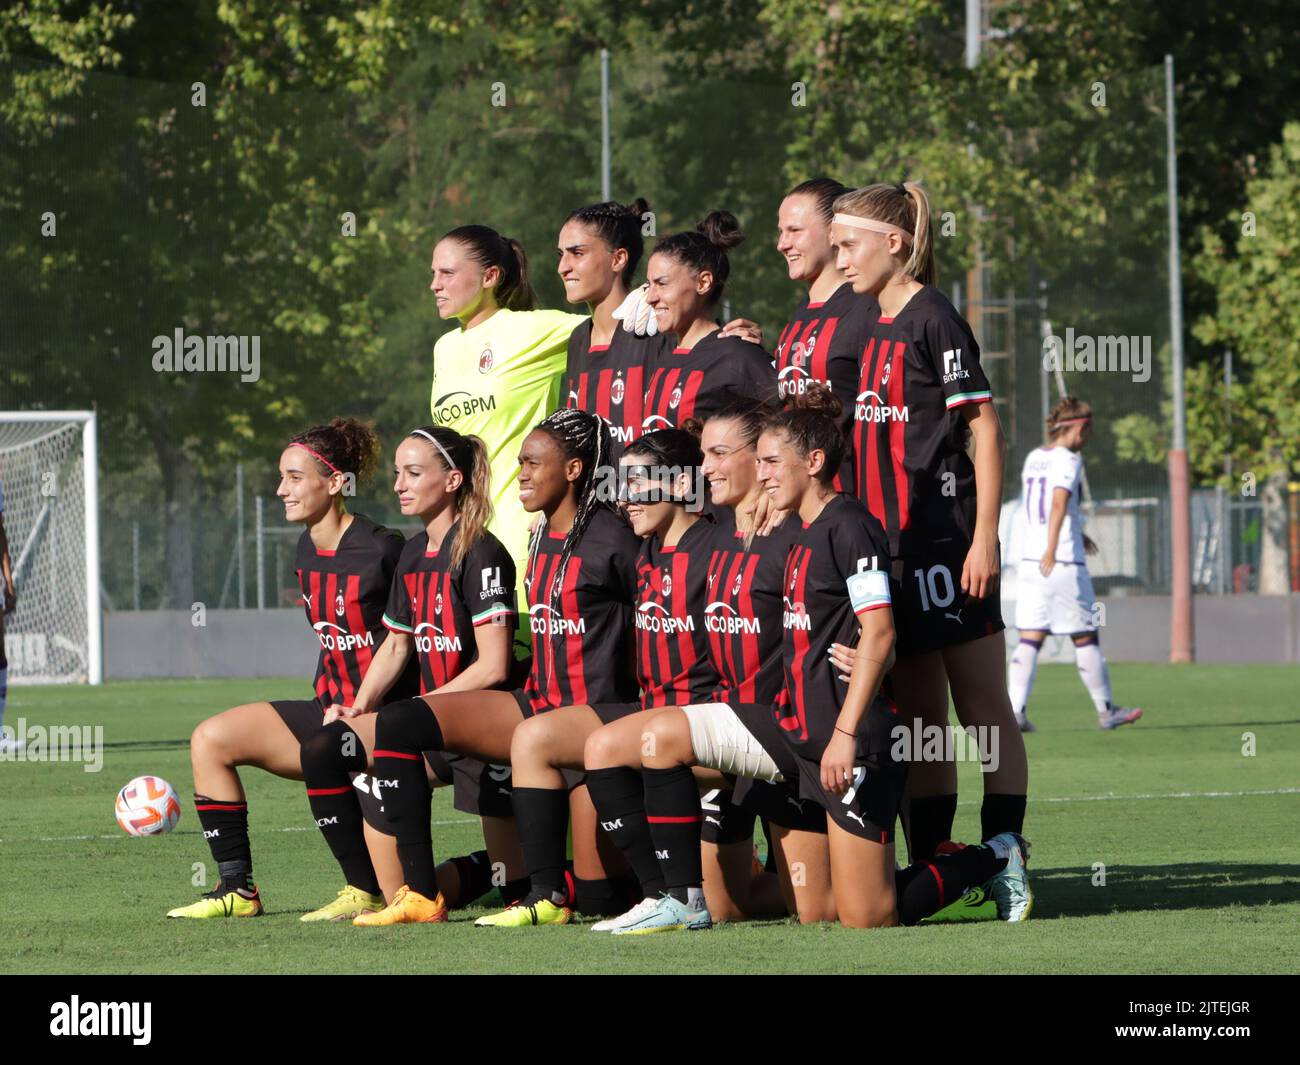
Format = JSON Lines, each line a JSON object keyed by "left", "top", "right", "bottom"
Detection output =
{"left": 1030, "top": 863, "right": 1300, "bottom": 918}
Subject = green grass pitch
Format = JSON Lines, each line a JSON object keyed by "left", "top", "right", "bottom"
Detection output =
{"left": 1, "top": 664, "right": 1297, "bottom": 974}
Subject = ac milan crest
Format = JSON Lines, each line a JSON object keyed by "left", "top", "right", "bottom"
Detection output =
{"left": 478, "top": 347, "right": 495, "bottom": 373}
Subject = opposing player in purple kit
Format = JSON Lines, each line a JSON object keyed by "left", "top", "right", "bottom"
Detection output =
{"left": 1008, "top": 396, "right": 1143, "bottom": 732}
{"left": 831, "top": 183, "right": 1030, "bottom": 903}
{"left": 297, "top": 425, "right": 529, "bottom": 914}
{"left": 774, "top": 178, "right": 879, "bottom": 491}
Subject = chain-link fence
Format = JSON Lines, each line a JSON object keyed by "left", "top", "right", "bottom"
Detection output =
{"left": 6, "top": 55, "right": 1286, "bottom": 612}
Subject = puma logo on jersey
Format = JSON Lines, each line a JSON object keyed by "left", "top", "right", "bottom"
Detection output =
{"left": 845, "top": 810, "right": 868, "bottom": 827}
{"left": 944, "top": 609, "right": 964, "bottom": 624}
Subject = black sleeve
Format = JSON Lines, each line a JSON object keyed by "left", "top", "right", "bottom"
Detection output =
{"left": 731, "top": 342, "right": 778, "bottom": 405}
{"left": 459, "top": 535, "right": 517, "bottom": 626}
{"left": 608, "top": 521, "right": 642, "bottom": 604}
{"left": 383, "top": 544, "right": 417, "bottom": 633}
{"left": 564, "top": 327, "right": 583, "bottom": 407}
{"left": 921, "top": 306, "right": 992, "bottom": 410}
{"left": 830, "top": 506, "right": 891, "bottom": 582}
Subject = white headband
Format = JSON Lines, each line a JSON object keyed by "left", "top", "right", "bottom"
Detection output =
{"left": 832, "top": 212, "right": 914, "bottom": 245}
{"left": 410, "top": 429, "right": 458, "bottom": 471}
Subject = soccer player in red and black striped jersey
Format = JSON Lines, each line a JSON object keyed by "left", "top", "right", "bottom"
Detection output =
{"left": 582, "top": 400, "right": 830, "bottom": 932}
{"left": 357, "top": 409, "right": 641, "bottom": 926}
{"left": 641, "top": 211, "right": 776, "bottom": 432}
{"left": 167, "top": 418, "right": 420, "bottom": 920}
{"left": 475, "top": 428, "right": 716, "bottom": 927}
{"left": 833, "top": 182, "right": 1029, "bottom": 889}
{"left": 595, "top": 389, "right": 1027, "bottom": 931}
{"left": 560, "top": 199, "right": 673, "bottom": 446}
{"left": 296, "top": 425, "right": 529, "bottom": 916}
{"left": 774, "top": 178, "right": 880, "bottom": 491}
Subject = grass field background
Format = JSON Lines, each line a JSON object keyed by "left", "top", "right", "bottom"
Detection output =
{"left": 1, "top": 664, "right": 1297, "bottom": 975}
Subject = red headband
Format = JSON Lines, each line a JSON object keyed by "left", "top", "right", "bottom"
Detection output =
{"left": 289, "top": 441, "right": 342, "bottom": 475}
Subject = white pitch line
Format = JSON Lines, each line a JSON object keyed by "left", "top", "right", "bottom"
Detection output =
{"left": 4, "top": 788, "right": 1298, "bottom": 844}
{"left": 2, "top": 817, "right": 478, "bottom": 844}
{"left": 957, "top": 785, "right": 1300, "bottom": 807}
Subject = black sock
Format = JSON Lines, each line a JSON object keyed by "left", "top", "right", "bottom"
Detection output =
{"left": 511, "top": 786, "right": 570, "bottom": 902}
{"left": 574, "top": 876, "right": 623, "bottom": 916}
{"left": 905, "top": 793, "right": 957, "bottom": 863}
{"left": 981, "top": 793, "right": 1027, "bottom": 840}
{"left": 502, "top": 875, "right": 533, "bottom": 906}
{"left": 761, "top": 817, "right": 776, "bottom": 873}
{"left": 895, "top": 843, "right": 1006, "bottom": 925}
{"left": 444, "top": 850, "right": 493, "bottom": 907}
{"left": 194, "top": 796, "right": 251, "bottom": 889}
{"left": 643, "top": 766, "right": 703, "bottom": 900}
{"left": 585, "top": 767, "right": 665, "bottom": 897}
{"left": 300, "top": 722, "right": 381, "bottom": 896}
{"left": 373, "top": 698, "right": 443, "bottom": 898}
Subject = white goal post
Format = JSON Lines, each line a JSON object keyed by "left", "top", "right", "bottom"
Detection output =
{"left": 0, "top": 411, "right": 101, "bottom": 684}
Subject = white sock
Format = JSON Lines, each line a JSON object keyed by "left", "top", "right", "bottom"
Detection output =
{"left": 1007, "top": 640, "right": 1041, "bottom": 716}
{"left": 1074, "top": 640, "right": 1112, "bottom": 715}
{"left": 985, "top": 834, "right": 1012, "bottom": 860}
{"left": 685, "top": 885, "right": 706, "bottom": 910}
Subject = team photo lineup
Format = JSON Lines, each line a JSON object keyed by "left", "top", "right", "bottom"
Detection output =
{"left": 150, "top": 179, "right": 1090, "bottom": 936}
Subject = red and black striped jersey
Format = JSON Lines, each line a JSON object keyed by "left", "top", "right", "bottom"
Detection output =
{"left": 704, "top": 509, "right": 800, "bottom": 706}
{"left": 774, "top": 494, "right": 893, "bottom": 758}
{"left": 522, "top": 506, "right": 640, "bottom": 714}
{"left": 852, "top": 285, "right": 993, "bottom": 557}
{"left": 294, "top": 514, "right": 419, "bottom": 707}
{"left": 775, "top": 284, "right": 879, "bottom": 493}
{"left": 634, "top": 518, "right": 719, "bottom": 708}
{"left": 565, "top": 322, "right": 673, "bottom": 447}
{"left": 381, "top": 522, "right": 516, "bottom": 694}
{"left": 642, "top": 329, "right": 776, "bottom": 431}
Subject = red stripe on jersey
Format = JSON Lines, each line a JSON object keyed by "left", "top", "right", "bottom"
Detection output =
{"left": 736, "top": 554, "right": 761, "bottom": 703}
{"left": 720, "top": 552, "right": 744, "bottom": 696}
{"left": 677, "top": 370, "right": 705, "bottom": 422}
{"left": 596, "top": 368, "right": 613, "bottom": 422}
{"left": 345, "top": 573, "right": 372, "bottom": 701}
{"left": 669, "top": 551, "right": 696, "bottom": 704}
{"left": 321, "top": 570, "right": 343, "bottom": 703}
{"left": 884, "top": 339, "right": 910, "bottom": 531}
{"left": 859, "top": 338, "right": 886, "bottom": 528}
{"left": 561, "top": 556, "right": 587, "bottom": 705}
{"left": 783, "top": 546, "right": 812, "bottom": 741}
{"left": 624, "top": 366, "right": 645, "bottom": 439}
{"left": 588, "top": 344, "right": 610, "bottom": 352}
{"left": 810, "top": 316, "right": 840, "bottom": 391}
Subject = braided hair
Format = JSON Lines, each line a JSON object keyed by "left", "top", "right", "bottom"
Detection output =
{"left": 526, "top": 407, "right": 618, "bottom": 646}
{"left": 565, "top": 198, "right": 651, "bottom": 286}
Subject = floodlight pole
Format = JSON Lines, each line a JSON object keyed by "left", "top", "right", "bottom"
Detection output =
{"left": 600, "top": 49, "right": 611, "bottom": 202}
{"left": 1166, "top": 54, "right": 1194, "bottom": 663}
{"left": 84, "top": 413, "right": 102, "bottom": 684}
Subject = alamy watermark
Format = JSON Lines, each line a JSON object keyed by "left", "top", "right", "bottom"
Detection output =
{"left": 0, "top": 718, "right": 104, "bottom": 772}
{"left": 152, "top": 328, "right": 261, "bottom": 383}
{"left": 1042, "top": 329, "right": 1151, "bottom": 383}
{"left": 890, "top": 718, "right": 1001, "bottom": 773}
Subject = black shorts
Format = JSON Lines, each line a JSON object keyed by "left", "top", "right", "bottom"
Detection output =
{"left": 270, "top": 698, "right": 327, "bottom": 741}
{"left": 734, "top": 776, "right": 826, "bottom": 834}
{"left": 444, "top": 753, "right": 513, "bottom": 819}
{"left": 890, "top": 536, "right": 1005, "bottom": 656}
{"left": 792, "top": 702, "right": 907, "bottom": 842}
{"left": 699, "top": 785, "right": 756, "bottom": 846}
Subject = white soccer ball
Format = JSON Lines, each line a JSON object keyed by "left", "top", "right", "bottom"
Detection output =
{"left": 115, "top": 775, "right": 182, "bottom": 836}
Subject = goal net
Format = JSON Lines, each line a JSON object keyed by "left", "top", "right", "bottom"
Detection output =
{"left": 0, "top": 413, "right": 101, "bottom": 684}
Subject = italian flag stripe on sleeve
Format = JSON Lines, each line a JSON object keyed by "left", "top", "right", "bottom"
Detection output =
{"left": 472, "top": 604, "right": 515, "bottom": 626}
{"left": 382, "top": 613, "right": 413, "bottom": 633}
{"left": 945, "top": 390, "right": 993, "bottom": 409}
{"left": 848, "top": 570, "right": 892, "bottom": 615}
